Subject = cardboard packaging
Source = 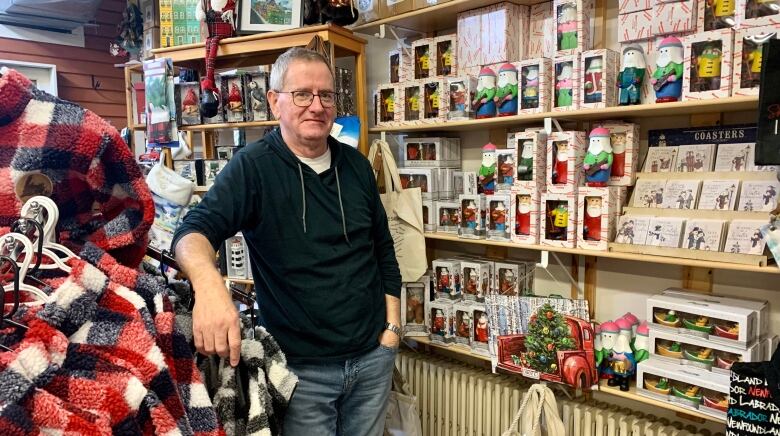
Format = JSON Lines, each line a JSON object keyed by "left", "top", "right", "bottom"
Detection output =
{"left": 428, "top": 300, "right": 456, "bottom": 344}
{"left": 436, "top": 200, "right": 461, "bottom": 233}
{"left": 412, "top": 38, "right": 436, "bottom": 80}
{"left": 698, "top": 0, "right": 738, "bottom": 31}
{"left": 496, "top": 149, "right": 517, "bottom": 192}
{"left": 528, "top": 2, "right": 556, "bottom": 59}
{"left": 546, "top": 131, "right": 587, "bottom": 193}
{"left": 554, "top": 0, "right": 594, "bottom": 56}
{"left": 482, "top": 2, "right": 530, "bottom": 64}
{"left": 737, "top": 0, "right": 780, "bottom": 28}
{"left": 225, "top": 233, "right": 249, "bottom": 279}
{"left": 401, "top": 81, "right": 423, "bottom": 124}
{"left": 653, "top": 0, "right": 698, "bottom": 36}
{"left": 402, "top": 137, "right": 461, "bottom": 168}
{"left": 458, "top": 194, "right": 487, "bottom": 239}
{"left": 460, "top": 260, "right": 492, "bottom": 302}
{"left": 619, "top": 10, "right": 654, "bottom": 43}
{"left": 471, "top": 304, "right": 491, "bottom": 355}
{"left": 453, "top": 302, "right": 475, "bottom": 347}
{"left": 580, "top": 49, "right": 620, "bottom": 108}
{"left": 457, "top": 9, "right": 483, "bottom": 67}
{"left": 437, "top": 168, "right": 458, "bottom": 199}
{"left": 648, "top": 328, "right": 764, "bottom": 375}
{"left": 243, "top": 71, "right": 270, "bottom": 122}
{"left": 434, "top": 35, "right": 458, "bottom": 77}
{"left": 422, "top": 200, "right": 435, "bottom": 232}
{"left": 432, "top": 259, "right": 462, "bottom": 301}
{"left": 421, "top": 78, "right": 449, "bottom": 122}
{"left": 375, "top": 83, "right": 401, "bottom": 127}
{"left": 577, "top": 186, "right": 622, "bottom": 251}
{"left": 518, "top": 58, "right": 553, "bottom": 114}
{"left": 388, "top": 48, "right": 413, "bottom": 83}
{"left": 619, "top": 0, "right": 653, "bottom": 14}
{"left": 553, "top": 54, "right": 581, "bottom": 112}
{"left": 514, "top": 130, "right": 548, "bottom": 190}
{"left": 541, "top": 191, "right": 578, "bottom": 248}
{"left": 603, "top": 121, "right": 640, "bottom": 186}
{"left": 683, "top": 29, "right": 735, "bottom": 100}
{"left": 493, "top": 262, "right": 522, "bottom": 296}
{"left": 353, "top": 0, "right": 387, "bottom": 26}
{"left": 454, "top": 171, "right": 478, "bottom": 195}
{"left": 511, "top": 187, "right": 542, "bottom": 244}
{"left": 176, "top": 82, "right": 201, "bottom": 126}
{"left": 399, "top": 168, "right": 437, "bottom": 200}
{"left": 485, "top": 194, "right": 513, "bottom": 241}
{"left": 662, "top": 288, "right": 769, "bottom": 340}
{"left": 401, "top": 280, "right": 430, "bottom": 337}
{"left": 732, "top": 25, "right": 780, "bottom": 96}
{"left": 447, "top": 76, "right": 478, "bottom": 120}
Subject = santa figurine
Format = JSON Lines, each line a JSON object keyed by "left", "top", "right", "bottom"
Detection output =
{"left": 584, "top": 127, "right": 613, "bottom": 187}
{"left": 182, "top": 87, "right": 199, "bottom": 115}
{"left": 500, "top": 154, "right": 515, "bottom": 185}
{"left": 465, "top": 269, "right": 478, "bottom": 295}
{"left": 500, "top": 269, "right": 516, "bottom": 295}
{"left": 517, "top": 140, "right": 534, "bottom": 181}
{"left": 552, "top": 141, "right": 570, "bottom": 185}
{"left": 555, "top": 62, "right": 574, "bottom": 108}
{"left": 610, "top": 133, "right": 626, "bottom": 178}
{"left": 608, "top": 318, "right": 636, "bottom": 392}
{"left": 457, "top": 313, "right": 471, "bottom": 338}
{"left": 407, "top": 143, "right": 420, "bottom": 161}
{"left": 433, "top": 309, "right": 445, "bottom": 335}
{"left": 491, "top": 201, "right": 507, "bottom": 232}
{"left": 479, "top": 143, "right": 498, "bottom": 194}
{"left": 227, "top": 82, "right": 243, "bottom": 113}
{"left": 522, "top": 65, "right": 540, "bottom": 109}
{"left": 583, "top": 57, "right": 604, "bottom": 103}
{"left": 464, "top": 201, "right": 478, "bottom": 230}
{"left": 598, "top": 321, "right": 619, "bottom": 379}
{"left": 438, "top": 267, "right": 451, "bottom": 294}
{"left": 583, "top": 197, "right": 603, "bottom": 241}
{"left": 651, "top": 36, "right": 684, "bottom": 103}
{"left": 473, "top": 67, "right": 498, "bottom": 119}
{"left": 196, "top": 0, "right": 237, "bottom": 118}
{"left": 634, "top": 321, "right": 650, "bottom": 363}
{"left": 516, "top": 195, "right": 532, "bottom": 236}
{"left": 618, "top": 46, "right": 646, "bottom": 105}
{"left": 495, "top": 63, "right": 519, "bottom": 116}
{"left": 475, "top": 312, "right": 489, "bottom": 342}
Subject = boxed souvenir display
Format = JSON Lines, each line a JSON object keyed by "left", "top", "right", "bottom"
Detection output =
{"left": 447, "top": 76, "right": 477, "bottom": 120}
{"left": 456, "top": 9, "right": 483, "bottom": 67}
{"left": 401, "top": 81, "right": 423, "bottom": 123}
{"left": 619, "top": 10, "right": 653, "bottom": 43}
{"left": 614, "top": 214, "right": 652, "bottom": 244}
{"left": 402, "top": 137, "right": 461, "bottom": 167}
{"left": 144, "top": 58, "right": 179, "bottom": 146}
{"left": 481, "top": 2, "right": 529, "bottom": 64}
{"left": 494, "top": 63, "right": 521, "bottom": 117}
{"left": 221, "top": 75, "right": 246, "bottom": 123}
{"left": 436, "top": 200, "right": 460, "bottom": 233}
{"left": 471, "top": 304, "right": 491, "bottom": 355}
{"left": 682, "top": 219, "right": 726, "bottom": 251}
{"left": 577, "top": 187, "right": 621, "bottom": 250}
{"left": 353, "top": 0, "right": 386, "bottom": 26}
{"left": 675, "top": 144, "right": 717, "bottom": 172}
{"left": 511, "top": 187, "right": 541, "bottom": 244}
{"left": 662, "top": 179, "right": 702, "bottom": 209}
{"left": 460, "top": 260, "right": 492, "bottom": 303}
{"left": 455, "top": 171, "right": 478, "bottom": 195}
{"left": 714, "top": 142, "right": 756, "bottom": 170}
{"left": 553, "top": 55, "right": 581, "bottom": 111}
{"left": 528, "top": 2, "right": 555, "bottom": 59}
{"left": 724, "top": 219, "right": 767, "bottom": 254}
{"left": 197, "top": 159, "right": 228, "bottom": 188}
{"left": 698, "top": 180, "right": 740, "bottom": 210}
{"left": 647, "top": 291, "right": 762, "bottom": 347}
{"left": 428, "top": 300, "right": 456, "bottom": 344}
{"left": 485, "top": 194, "right": 513, "bottom": 241}
{"left": 388, "top": 48, "right": 412, "bottom": 83}
{"left": 637, "top": 358, "right": 730, "bottom": 420}
{"left": 632, "top": 179, "right": 668, "bottom": 208}
{"left": 437, "top": 168, "right": 457, "bottom": 199}
{"left": 454, "top": 303, "right": 475, "bottom": 347}
{"left": 646, "top": 217, "right": 686, "bottom": 247}
{"left": 738, "top": 180, "right": 780, "bottom": 211}
{"left": 479, "top": 143, "right": 499, "bottom": 194}
{"left": 515, "top": 130, "right": 547, "bottom": 189}
{"left": 541, "top": 191, "right": 578, "bottom": 248}
{"left": 493, "top": 262, "right": 521, "bottom": 296}
{"left": 699, "top": 0, "right": 738, "bottom": 31}
{"left": 652, "top": 0, "right": 698, "bottom": 36}
{"left": 649, "top": 327, "right": 763, "bottom": 374}
{"left": 603, "top": 122, "right": 640, "bottom": 186}
{"left": 737, "top": 0, "right": 780, "bottom": 28}
{"left": 402, "top": 280, "right": 430, "bottom": 337}
{"left": 620, "top": 0, "right": 652, "bottom": 14}
{"left": 433, "top": 259, "right": 462, "bottom": 301}
{"left": 176, "top": 82, "right": 201, "bottom": 125}
{"left": 243, "top": 71, "right": 269, "bottom": 122}
{"left": 375, "top": 84, "right": 401, "bottom": 126}
{"left": 580, "top": 49, "right": 619, "bottom": 108}
{"left": 546, "top": 130, "right": 587, "bottom": 193}
{"left": 422, "top": 200, "right": 435, "bottom": 232}
{"left": 225, "top": 233, "right": 249, "bottom": 279}
{"left": 662, "top": 288, "right": 769, "bottom": 339}
{"left": 518, "top": 58, "right": 553, "bottom": 114}
{"left": 173, "top": 160, "right": 197, "bottom": 184}
{"left": 412, "top": 38, "right": 435, "bottom": 80}
{"left": 458, "top": 194, "right": 487, "bottom": 239}
{"left": 683, "top": 29, "right": 734, "bottom": 100}
{"left": 399, "top": 168, "right": 437, "bottom": 200}
{"left": 644, "top": 147, "right": 679, "bottom": 172}
{"left": 422, "top": 78, "right": 448, "bottom": 122}
{"left": 496, "top": 149, "right": 516, "bottom": 192}
{"left": 434, "top": 35, "right": 457, "bottom": 77}
{"left": 554, "top": 0, "right": 594, "bottom": 56}
{"left": 215, "top": 146, "right": 237, "bottom": 160}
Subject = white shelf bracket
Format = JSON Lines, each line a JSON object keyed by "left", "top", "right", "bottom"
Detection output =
{"left": 536, "top": 250, "right": 584, "bottom": 297}
{"left": 380, "top": 131, "right": 387, "bottom": 142}
{"left": 544, "top": 117, "right": 564, "bottom": 135}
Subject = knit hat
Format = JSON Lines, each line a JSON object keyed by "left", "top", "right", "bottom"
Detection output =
{"left": 659, "top": 36, "right": 683, "bottom": 48}
{"left": 623, "top": 312, "right": 640, "bottom": 327}
{"left": 479, "top": 67, "right": 497, "bottom": 77}
{"left": 589, "top": 127, "right": 611, "bottom": 138}
{"left": 499, "top": 63, "right": 517, "bottom": 73}
{"left": 482, "top": 143, "right": 497, "bottom": 152}
{"left": 636, "top": 321, "right": 649, "bottom": 337}
{"left": 600, "top": 321, "right": 619, "bottom": 333}
{"left": 615, "top": 317, "right": 632, "bottom": 332}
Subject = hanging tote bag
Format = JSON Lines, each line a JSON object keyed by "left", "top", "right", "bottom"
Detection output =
{"left": 367, "top": 138, "right": 427, "bottom": 282}
{"left": 502, "top": 383, "right": 566, "bottom": 436}
{"left": 727, "top": 344, "right": 780, "bottom": 434}
{"left": 384, "top": 366, "right": 423, "bottom": 436}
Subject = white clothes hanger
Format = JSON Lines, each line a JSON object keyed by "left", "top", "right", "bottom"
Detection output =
{"left": 20, "top": 196, "right": 78, "bottom": 261}
{"left": 1, "top": 233, "right": 51, "bottom": 303}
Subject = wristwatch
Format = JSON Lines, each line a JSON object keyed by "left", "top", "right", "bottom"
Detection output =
{"left": 385, "top": 322, "right": 402, "bottom": 337}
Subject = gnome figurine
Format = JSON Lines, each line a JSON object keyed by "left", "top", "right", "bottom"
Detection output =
{"left": 599, "top": 321, "right": 620, "bottom": 379}
{"left": 634, "top": 322, "right": 650, "bottom": 363}
{"left": 473, "top": 67, "right": 498, "bottom": 118}
{"left": 584, "top": 127, "right": 613, "bottom": 187}
{"left": 608, "top": 328, "right": 636, "bottom": 391}
{"left": 479, "top": 143, "right": 498, "bottom": 194}
{"left": 518, "top": 140, "right": 534, "bottom": 181}
{"left": 491, "top": 201, "right": 507, "bottom": 232}
{"left": 594, "top": 325, "right": 604, "bottom": 367}
{"left": 555, "top": 62, "right": 574, "bottom": 108}
{"left": 618, "top": 46, "right": 646, "bottom": 105}
{"left": 553, "top": 140, "right": 570, "bottom": 185}
{"left": 475, "top": 312, "right": 489, "bottom": 342}
{"left": 522, "top": 65, "right": 540, "bottom": 109}
{"left": 182, "top": 87, "right": 199, "bottom": 115}
{"left": 496, "top": 63, "right": 519, "bottom": 116}
{"left": 695, "top": 44, "right": 723, "bottom": 92}
{"left": 227, "top": 83, "right": 243, "bottom": 113}
{"left": 651, "top": 37, "right": 684, "bottom": 103}
{"left": 196, "top": 0, "right": 237, "bottom": 118}
{"left": 583, "top": 57, "right": 604, "bottom": 103}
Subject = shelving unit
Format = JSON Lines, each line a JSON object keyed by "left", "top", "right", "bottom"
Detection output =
{"left": 179, "top": 120, "right": 279, "bottom": 131}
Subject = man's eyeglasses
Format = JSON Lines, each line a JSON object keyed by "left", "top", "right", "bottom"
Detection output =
{"left": 276, "top": 90, "right": 338, "bottom": 108}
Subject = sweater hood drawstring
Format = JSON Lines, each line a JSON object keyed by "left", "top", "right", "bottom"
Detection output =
{"left": 296, "top": 162, "right": 351, "bottom": 246}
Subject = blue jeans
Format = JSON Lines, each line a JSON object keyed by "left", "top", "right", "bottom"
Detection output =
{"left": 283, "top": 344, "right": 397, "bottom": 436}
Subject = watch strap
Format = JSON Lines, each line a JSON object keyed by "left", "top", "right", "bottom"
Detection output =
{"left": 385, "top": 322, "right": 402, "bottom": 337}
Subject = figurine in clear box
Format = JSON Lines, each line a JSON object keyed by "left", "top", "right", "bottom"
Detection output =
{"left": 437, "top": 267, "right": 451, "bottom": 294}
{"left": 618, "top": 46, "right": 646, "bottom": 106}
{"left": 583, "top": 197, "right": 603, "bottom": 241}
{"left": 182, "top": 87, "right": 199, "bottom": 116}
{"left": 407, "top": 143, "right": 420, "bottom": 161}
{"left": 522, "top": 65, "right": 540, "bottom": 109}
{"left": 439, "top": 42, "right": 453, "bottom": 76}
{"left": 499, "top": 154, "right": 515, "bottom": 185}
{"left": 480, "top": 272, "right": 489, "bottom": 298}
{"left": 610, "top": 132, "right": 627, "bottom": 178}
{"left": 516, "top": 195, "right": 532, "bottom": 236}
{"left": 453, "top": 272, "right": 461, "bottom": 296}
{"left": 555, "top": 62, "right": 574, "bottom": 108}
{"left": 499, "top": 269, "right": 516, "bottom": 296}
{"left": 450, "top": 82, "right": 467, "bottom": 114}
{"left": 584, "top": 127, "right": 613, "bottom": 187}
{"left": 583, "top": 57, "right": 604, "bottom": 103}
{"left": 382, "top": 91, "right": 395, "bottom": 121}
{"left": 479, "top": 143, "right": 497, "bottom": 194}
{"left": 425, "top": 83, "right": 441, "bottom": 119}
{"left": 552, "top": 141, "right": 570, "bottom": 184}
{"left": 465, "top": 269, "right": 478, "bottom": 295}
{"left": 694, "top": 43, "right": 723, "bottom": 92}
{"left": 227, "top": 82, "right": 243, "bottom": 115}
{"left": 475, "top": 312, "right": 489, "bottom": 342}
{"left": 248, "top": 80, "right": 266, "bottom": 116}
{"left": 557, "top": 3, "right": 578, "bottom": 51}
{"left": 491, "top": 201, "right": 507, "bottom": 232}
{"left": 548, "top": 202, "right": 569, "bottom": 239}
{"left": 518, "top": 140, "right": 534, "bottom": 181}
{"left": 706, "top": 0, "right": 736, "bottom": 29}
{"left": 496, "top": 63, "right": 519, "bottom": 116}
{"left": 457, "top": 312, "right": 471, "bottom": 338}
{"left": 652, "top": 37, "right": 684, "bottom": 103}
{"left": 432, "top": 309, "right": 445, "bottom": 336}
{"left": 473, "top": 67, "right": 498, "bottom": 119}
{"left": 406, "top": 86, "right": 421, "bottom": 120}
{"left": 464, "top": 200, "right": 478, "bottom": 230}
{"left": 417, "top": 46, "right": 431, "bottom": 79}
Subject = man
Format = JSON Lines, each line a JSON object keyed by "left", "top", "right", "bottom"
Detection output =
{"left": 172, "top": 47, "right": 402, "bottom": 436}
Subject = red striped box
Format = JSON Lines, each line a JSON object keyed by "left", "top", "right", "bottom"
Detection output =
{"left": 619, "top": 10, "right": 654, "bottom": 42}
{"left": 510, "top": 187, "right": 541, "bottom": 245}
{"left": 457, "top": 10, "right": 483, "bottom": 68}
{"left": 554, "top": 0, "right": 594, "bottom": 56}
{"left": 652, "top": 0, "right": 697, "bottom": 36}
{"left": 540, "top": 190, "right": 579, "bottom": 248}
{"left": 682, "top": 28, "right": 734, "bottom": 100}
{"left": 619, "top": 0, "right": 653, "bottom": 14}
{"left": 552, "top": 54, "right": 582, "bottom": 112}
{"left": 527, "top": 2, "right": 555, "bottom": 59}
{"left": 481, "top": 2, "right": 529, "bottom": 64}
{"left": 732, "top": 24, "right": 780, "bottom": 96}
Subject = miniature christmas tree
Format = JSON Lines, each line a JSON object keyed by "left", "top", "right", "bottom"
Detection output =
{"left": 524, "top": 303, "right": 576, "bottom": 373}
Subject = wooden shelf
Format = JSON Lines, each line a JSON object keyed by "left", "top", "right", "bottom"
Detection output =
{"left": 636, "top": 171, "right": 777, "bottom": 181}
{"left": 131, "top": 123, "right": 145, "bottom": 130}
{"left": 407, "top": 336, "right": 492, "bottom": 362}
{"left": 597, "top": 382, "right": 725, "bottom": 424}
{"left": 622, "top": 206, "right": 771, "bottom": 221}
{"left": 351, "top": 0, "right": 542, "bottom": 35}
{"left": 179, "top": 120, "right": 279, "bottom": 131}
{"left": 370, "top": 96, "right": 758, "bottom": 133}
{"left": 424, "top": 232, "right": 779, "bottom": 274}
{"left": 224, "top": 277, "right": 254, "bottom": 284}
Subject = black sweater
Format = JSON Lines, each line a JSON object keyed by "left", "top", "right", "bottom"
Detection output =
{"left": 173, "top": 129, "right": 401, "bottom": 363}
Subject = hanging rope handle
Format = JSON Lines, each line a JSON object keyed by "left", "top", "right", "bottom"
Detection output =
{"left": 502, "top": 384, "right": 547, "bottom": 436}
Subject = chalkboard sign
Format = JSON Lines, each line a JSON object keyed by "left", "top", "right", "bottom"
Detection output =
{"left": 727, "top": 347, "right": 780, "bottom": 435}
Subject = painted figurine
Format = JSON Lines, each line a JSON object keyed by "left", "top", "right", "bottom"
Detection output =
{"left": 499, "top": 269, "right": 516, "bottom": 295}
{"left": 548, "top": 202, "right": 569, "bottom": 240}
{"left": 248, "top": 80, "right": 266, "bottom": 116}
{"left": 618, "top": 46, "right": 646, "bottom": 105}
{"left": 382, "top": 91, "right": 395, "bottom": 121}
{"left": 583, "top": 57, "right": 604, "bottom": 103}
{"left": 518, "top": 140, "right": 534, "bottom": 181}
{"left": 465, "top": 269, "right": 478, "bottom": 295}
{"left": 196, "top": 0, "right": 236, "bottom": 118}
{"left": 556, "top": 62, "right": 574, "bottom": 108}
{"left": 433, "top": 309, "right": 445, "bottom": 335}
{"left": 634, "top": 322, "right": 650, "bottom": 363}
{"left": 438, "top": 267, "right": 451, "bottom": 294}
{"left": 610, "top": 133, "right": 626, "bottom": 178}
{"left": 450, "top": 82, "right": 467, "bottom": 115}
{"left": 417, "top": 45, "right": 430, "bottom": 79}
{"left": 479, "top": 143, "right": 498, "bottom": 195}
{"left": 522, "top": 65, "right": 540, "bottom": 109}
{"left": 457, "top": 312, "right": 471, "bottom": 338}
{"left": 557, "top": 3, "right": 578, "bottom": 51}
{"left": 608, "top": 325, "right": 636, "bottom": 391}
{"left": 516, "top": 195, "right": 532, "bottom": 236}
{"left": 706, "top": 0, "right": 736, "bottom": 29}
{"left": 182, "top": 87, "right": 199, "bottom": 115}
{"left": 695, "top": 44, "right": 723, "bottom": 92}
{"left": 439, "top": 42, "right": 453, "bottom": 76}
{"left": 475, "top": 312, "right": 489, "bottom": 342}
{"left": 552, "top": 141, "right": 570, "bottom": 185}
{"left": 496, "top": 63, "right": 519, "bottom": 116}
{"left": 583, "top": 197, "right": 603, "bottom": 241}
{"left": 464, "top": 201, "right": 478, "bottom": 230}
{"left": 500, "top": 154, "right": 515, "bottom": 185}
{"left": 746, "top": 41, "right": 765, "bottom": 88}
{"left": 598, "top": 321, "right": 619, "bottom": 379}
{"left": 491, "top": 201, "right": 507, "bottom": 232}
{"left": 594, "top": 325, "right": 604, "bottom": 367}
{"left": 227, "top": 83, "right": 243, "bottom": 112}
{"left": 406, "top": 87, "right": 420, "bottom": 120}
{"left": 426, "top": 83, "right": 441, "bottom": 118}
{"left": 652, "top": 37, "right": 684, "bottom": 103}
{"left": 622, "top": 312, "right": 640, "bottom": 338}
{"left": 584, "top": 127, "right": 613, "bottom": 187}
{"left": 473, "top": 67, "right": 498, "bottom": 119}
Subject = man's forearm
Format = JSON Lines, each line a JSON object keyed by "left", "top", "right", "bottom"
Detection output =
{"left": 386, "top": 294, "right": 401, "bottom": 327}
{"left": 174, "top": 232, "right": 225, "bottom": 294}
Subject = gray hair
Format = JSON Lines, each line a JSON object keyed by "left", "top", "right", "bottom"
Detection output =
{"left": 270, "top": 47, "right": 333, "bottom": 91}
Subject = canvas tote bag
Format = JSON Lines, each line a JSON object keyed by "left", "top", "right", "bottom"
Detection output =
{"left": 368, "top": 138, "right": 427, "bottom": 282}
{"left": 384, "top": 366, "right": 423, "bottom": 436}
{"left": 502, "top": 383, "right": 566, "bottom": 436}
{"left": 727, "top": 344, "right": 780, "bottom": 435}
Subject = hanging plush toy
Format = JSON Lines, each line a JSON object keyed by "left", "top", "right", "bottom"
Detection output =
{"left": 196, "top": 0, "right": 237, "bottom": 118}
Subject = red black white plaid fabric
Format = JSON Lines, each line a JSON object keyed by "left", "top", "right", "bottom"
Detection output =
{"left": 0, "top": 68, "right": 154, "bottom": 268}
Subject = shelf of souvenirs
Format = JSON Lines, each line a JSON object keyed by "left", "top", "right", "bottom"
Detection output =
{"left": 129, "top": 120, "right": 279, "bottom": 131}
{"left": 369, "top": 96, "right": 759, "bottom": 134}
{"left": 424, "top": 232, "right": 779, "bottom": 274}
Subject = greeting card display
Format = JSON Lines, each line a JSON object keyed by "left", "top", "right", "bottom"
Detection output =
{"left": 486, "top": 194, "right": 513, "bottom": 241}
{"left": 546, "top": 131, "right": 586, "bottom": 193}
{"left": 447, "top": 76, "right": 477, "bottom": 120}
{"left": 399, "top": 168, "right": 436, "bottom": 200}
{"left": 662, "top": 179, "right": 702, "bottom": 209}
{"left": 243, "top": 71, "right": 269, "bottom": 122}
{"left": 577, "top": 186, "right": 621, "bottom": 250}
{"left": 554, "top": 0, "right": 593, "bottom": 56}
{"left": 676, "top": 144, "right": 716, "bottom": 172}
{"left": 496, "top": 149, "right": 516, "bottom": 192}
{"left": 553, "top": 55, "right": 581, "bottom": 111}
{"left": 615, "top": 215, "right": 652, "bottom": 244}
{"left": 682, "top": 219, "right": 726, "bottom": 251}
{"left": 518, "top": 58, "right": 553, "bottom": 114}
{"left": 514, "top": 131, "right": 547, "bottom": 190}
{"left": 738, "top": 180, "right": 780, "bottom": 211}
{"left": 646, "top": 217, "right": 686, "bottom": 247}
{"left": 402, "top": 281, "right": 429, "bottom": 337}
{"left": 632, "top": 179, "right": 668, "bottom": 208}
{"left": 459, "top": 194, "right": 487, "bottom": 239}
{"left": 644, "top": 147, "right": 679, "bottom": 172}
{"left": 460, "top": 260, "right": 492, "bottom": 303}
{"left": 511, "top": 187, "right": 541, "bottom": 245}
{"left": 733, "top": 25, "right": 780, "bottom": 96}
{"left": 698, "top": 180, "right": 740, "bottom": 210}
{"left": 604, "top": 122, "right": 640, "bottom": 186}
{"left": 580, "top": 49, "right": 619, "bottom": 108}
{"left": 724, "top": 219, "right": 768, "bottom": 254}
{"left": 428, "top": 301, "right": 455, "bottom": 344}
{"left": 454, "top": 303, "right": 474, "bottom": 347}
{"left": 436, "top": 200, "right": 460, "bottom": 234}
{"left": 402, "top": 82, "right": 422, "bottom": 123}
{"left": 541, "top": 192, "right": 578, "bottom": 248}
{"left": 682, "top": 29, "right": 734, "bottom": 100}
{"left": 714, "top": 142, "right": 756, "bottom": 171}
{"left": 376, "top": 84, "right": 400, "bottom": 126}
